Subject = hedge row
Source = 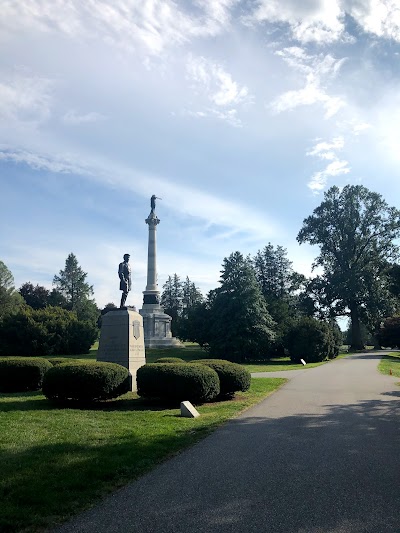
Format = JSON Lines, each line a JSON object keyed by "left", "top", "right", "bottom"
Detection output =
{"left": 43, "top": 362, "right": 130, "bottom": 402}
{"left": 137, "top": 363, "right": 220, "bottom": 403}
{"left": 0, "top": 358, "right": 52, "bottom": 392}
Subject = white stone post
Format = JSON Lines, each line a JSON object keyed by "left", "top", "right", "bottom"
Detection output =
{"left": 142, "top": 212, "right": 160, "bottom": 309}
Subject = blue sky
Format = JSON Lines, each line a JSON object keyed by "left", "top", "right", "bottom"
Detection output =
{"left": 2, "top": 0, "right": 400, "bottom": 309}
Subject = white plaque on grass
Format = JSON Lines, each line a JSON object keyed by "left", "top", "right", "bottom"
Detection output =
{"left": 180, "top": 401, "right": 200, "bottom": 418}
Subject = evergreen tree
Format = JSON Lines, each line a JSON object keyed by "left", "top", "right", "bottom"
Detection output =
{"left": 0, "top": 260, "right": 23, "bottom": 320}
{"left": 209, "top": 252, "right": 276, "bottom": 362}
{"left": 53, "top": 253, "right": 94, "bottom": 313}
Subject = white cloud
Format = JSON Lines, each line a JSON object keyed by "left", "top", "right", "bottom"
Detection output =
{"left": 270, "top": 47, "right": 346, "bottom": 118}
{"left": 0, "top": 72, "right": 53, "bottom": 124}
{"left": 307, "top": 135, "right": 350, "bottom": 192}
{"left": 248, "top": 0, "right": 346, "bottom": 44}
{"left": 1, "top": 0, "right": 237, "bottom": 58}
{"left": 347, "top": 0, "right": 400, "bottom": 41}
{"left": 62, "top": 110, "right": 107, "bottom": 125}
{"left": 0, "top": 146, "right": 281, "bottom": 242}
{"left": 185, "top": 54, "right": 252, "bottom": 126}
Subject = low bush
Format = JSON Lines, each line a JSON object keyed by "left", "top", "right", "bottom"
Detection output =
{"left": 47, "top": 358, "right": 78, "bottom": 366}
{"left": 154, "top": 357, "right": 186, "bottom": 364}
{"left": 190, "top": 359, "right": 251, "bottom": 396}
{"left": 287, "top": 317, "right": 338, "bottom": 363}
{"left": 42, "top": 362, "right": 130, "bottom": 403}
{"left": 137, "top": 363, "right": 220, "bottom": 404}
{"left": 0, "top": 357, "right": 52, "bottom": 392}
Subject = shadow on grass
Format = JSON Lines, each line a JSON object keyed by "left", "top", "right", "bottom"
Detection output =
{"left": 0, "top": 392, "right": 228, "bottom": 413}
{"left": 0, "top": 430, "right": 213, "bottom": 532}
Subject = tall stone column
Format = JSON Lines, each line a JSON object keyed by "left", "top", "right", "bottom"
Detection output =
{"left": 142, "top": 211, "right": 160, "bottom": 309}
{"left": 140, "top": 203, "right": 182, "bottom": 348}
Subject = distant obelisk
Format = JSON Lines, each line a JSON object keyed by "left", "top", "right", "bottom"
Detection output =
{"left": 140, "top": 196, "right": 182, "bottom": 348}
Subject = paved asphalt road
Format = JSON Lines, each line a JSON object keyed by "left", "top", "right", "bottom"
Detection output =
{"left": 55, "top": 353, "right": 400, "bottom": 533}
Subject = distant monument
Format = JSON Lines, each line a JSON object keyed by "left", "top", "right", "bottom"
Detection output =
{"left": 96, "top": 254, "right": 146, "bottom": 391}
{"left": 140, "top": 196, "right": 182, "bottom": 348}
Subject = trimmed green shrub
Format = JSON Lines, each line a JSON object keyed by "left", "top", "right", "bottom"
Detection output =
{"left": 287, "top": 317, "right": 337, "bottom": 363}
{"left": 377, "top": 316, "right": 400, "bottom": 348}
{"left": 154, "top": 357, "right": 185, "bottom": 363}
{"left": 0, "top": 357, "right": 52, "bottom": 392}
{"left": 47, "top": 358, "right": 78, "bottom": 366}
{"left": 190, "top": 359, "right": 251, "bottom": 396}
{"left": 137, "top": 363, "right": 220, "bottom": 404}
{"left": 42, "top": 362, "right": 130, "bottom": 402}
{"left": 0, "top": 306, "right": 98, "bottom": 357}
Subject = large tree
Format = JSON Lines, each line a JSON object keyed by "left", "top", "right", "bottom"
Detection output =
{"left": 53, "top": 253, "right": 94, "bottom": 313}
{"left": 209, "top": 252, "right": 276, "bottom": 362}
{"left": 297, "top": 185, "right": 400, "bottom": 350}
{"left": 0, "top": 260, "right": 23, "bottom": 319}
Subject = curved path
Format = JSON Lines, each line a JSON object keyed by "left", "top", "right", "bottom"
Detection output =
{"left": 55, "top": 353, "right": 400, "bottom": 533}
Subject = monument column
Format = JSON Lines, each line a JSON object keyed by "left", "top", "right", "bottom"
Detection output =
{"left": 140, "top": 196, "right": 182, "bottom": 348}
{"left": 143, "top": 211, "right": 160, "bottom": 307}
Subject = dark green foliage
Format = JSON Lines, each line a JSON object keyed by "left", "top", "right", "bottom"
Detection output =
{"left": 0, "top": 357, "right": 52, "bottom": 392}
{"left": 47, "top": 358, "right": 77, "bottom": 366}
{"left": 160, "top": 274, "right": 203, "bottom": 338}
{"left": 190, "top": 359, "right": 251, "bottom": 396}
{"left": 0, "top": 260, "right": 23, "bottom": 320}
{"left": 0, "top": 306, "right": 98, "bottom": 356}
{"left": 377, "top": 317, "right": 400, "bottom": 348}
{"left": 287, "top": 317, "right": 339, "bottom": 363}
{"left": 137, "top": 363, "right": 220, "bottom": 404}
{"left": 42, "top": 362, "right": 130, "bottom": 402}
{"left": 154, "top": 357, "right": 186, "bottom": 363}
{"left": 297, "top": 185, "right": 400, "bottom": 350}
{"left": 19, "top": 282, "right": 50, "bottom": 309}
{"left": 209, "top": 252, "right": 276, "bottom": 362}
{"left": 53, "top": 253, "right": 94, "bottom": 312}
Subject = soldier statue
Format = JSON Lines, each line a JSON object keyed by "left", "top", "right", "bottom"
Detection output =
{"left": 118, "top": 253, "right": 132, "bottom": 308}
{"left": 151, "top": 195, "right": 162, "bottom": 212}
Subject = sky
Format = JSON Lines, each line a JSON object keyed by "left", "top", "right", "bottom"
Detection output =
{"left": 2, "top": 0, "right": 400, "bottom": 310}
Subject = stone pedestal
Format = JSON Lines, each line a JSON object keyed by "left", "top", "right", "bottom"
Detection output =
{"left": 97, "top": 308, "right": 146, "bottom": 391}
{"left": 140, "top": 305, "right": 183, "bottom": 349}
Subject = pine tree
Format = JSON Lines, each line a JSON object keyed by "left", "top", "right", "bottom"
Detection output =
{"left": 209, "top": 252, "right": 276, "bottom": 362}
{"left": 53, "top": 253, "right": 94, "bottom": 312}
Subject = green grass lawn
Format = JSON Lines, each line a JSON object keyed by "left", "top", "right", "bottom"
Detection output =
{"left": 0, "top": 377, "right": 286, "bottom": 532}
{"left": 378, "top": 351, "right": 400, "bottom": 377}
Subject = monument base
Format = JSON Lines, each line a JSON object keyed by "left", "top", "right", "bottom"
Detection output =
{"left": 139, "top": 306, "right": 183, "bottom": 349}
{"left": 97, "top": 308, "right": 146, "bottom": 391}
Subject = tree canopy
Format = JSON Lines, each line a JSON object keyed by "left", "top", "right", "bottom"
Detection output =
{"left": 297, "top": 185, "right": 400, "bottom": 349}
{"left": 53, "top": 253, "right": 94, "bottom": 311}
{"left": 0, "top": 261, "right": 23, "bottom": 320}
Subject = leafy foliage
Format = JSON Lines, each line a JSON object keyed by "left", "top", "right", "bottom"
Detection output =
{"left": 160, "top": 274, "right": 203, "bottom": 337}
{"left": 137, "top": 363, "right": 220, "bottom": 403}
{"left": 190, "top": 359, "right": 251, "bottom": 396}
{"left": 42, "top": 362, "right": 130, "bottom": 402}
{"left": 0, "top": 357, "right": 52, "bottom": 392}
{"left": 154, "top": 357, "right": 186, "bottom": 363}
{"left": 297, "top": 185, "right": 400, "bottom": 349}
{"left": 53, "top": 253, "right": 94, "bottom": 312}
{"left": 0, "top": 306, "right": 98, "bottom": 356}
{"left": 0, "top": 260, "right": 23, "bottom": 320}
{"left": 208, "top": 252, "right": 276, "bottom": 362}
{"left": 286, "top": 317, "right": 340, "bottom": 363}
{"left": 377, "top": 317, "right": 400, "bottom": 348}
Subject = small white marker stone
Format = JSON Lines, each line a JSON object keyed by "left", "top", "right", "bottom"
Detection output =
{"left": 180, "top": 401, "right": 200, "bottom": 418}
{"left": 300, "top": 359, "right": 307, "bottom": 366}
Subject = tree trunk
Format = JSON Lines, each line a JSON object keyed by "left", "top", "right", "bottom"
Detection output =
{"left": 349, "top": 302, "right": 364, "bottom": 350}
